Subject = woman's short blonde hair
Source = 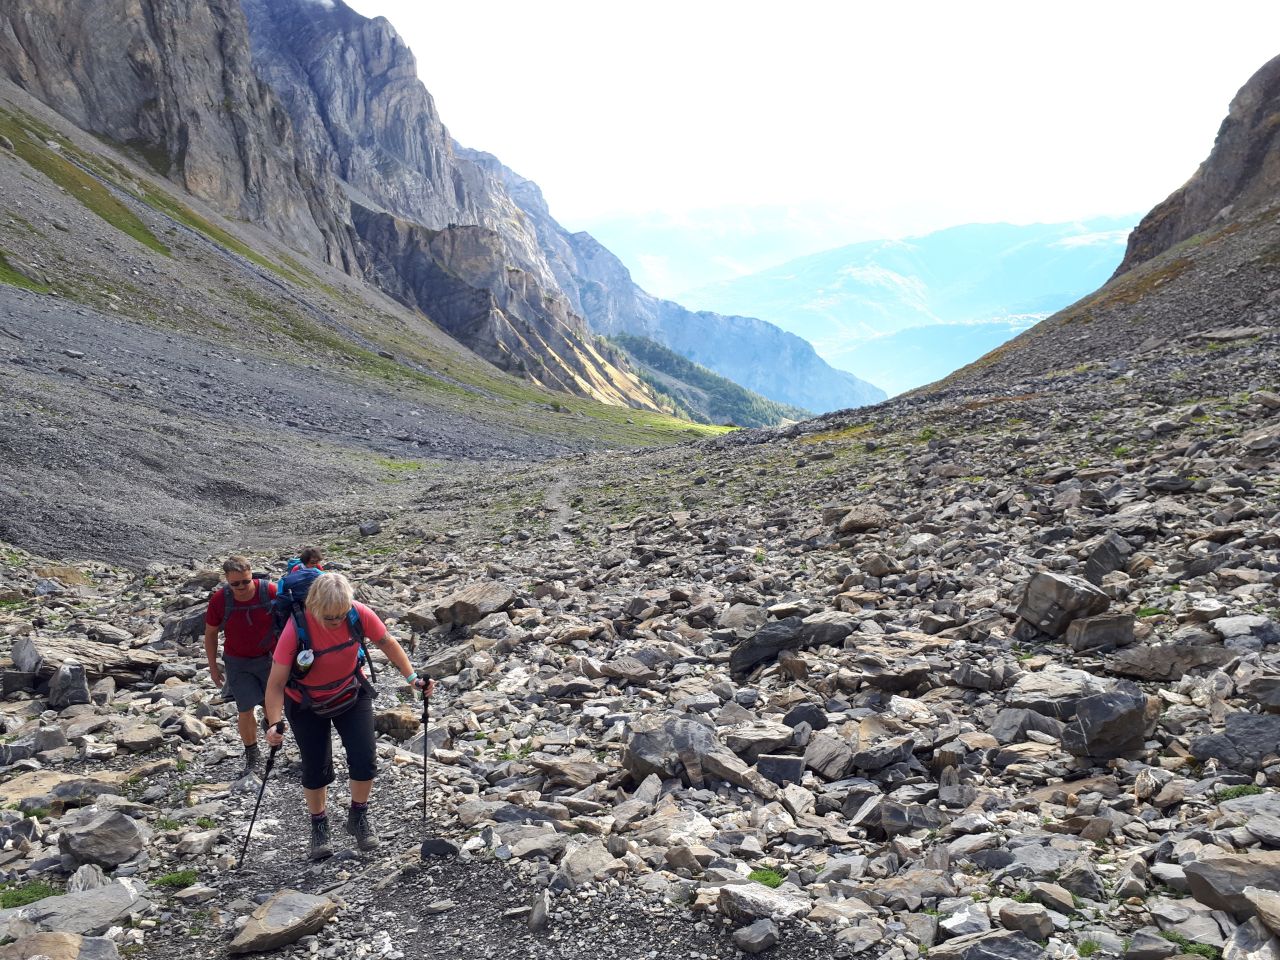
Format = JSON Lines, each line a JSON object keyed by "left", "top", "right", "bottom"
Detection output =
{"left": 306, "top": 572, "right": 354, "bottom": 620}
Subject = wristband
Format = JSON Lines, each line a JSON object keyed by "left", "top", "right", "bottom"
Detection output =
{"left": 405, "top": 671, "right": 418, "bottom": 684}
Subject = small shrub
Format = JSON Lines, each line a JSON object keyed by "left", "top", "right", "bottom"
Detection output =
{"left": 1078, "top": 941, "right": 1100, "bottom": 958}
{"left": 194, "top": 816, "right": 218, "bottom": 829}
{"left": 154, "top": 870, "right": 198, "bottom": 889}
{"left": 155, "top": 817, "right": 181, "bottom": 831}
{"left": 748, "top": 867, "right": 785, "bottom": 889}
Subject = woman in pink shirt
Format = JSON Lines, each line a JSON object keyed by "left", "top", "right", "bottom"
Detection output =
{"left": 264, "top": 572, "right": 431, "bottom": 860}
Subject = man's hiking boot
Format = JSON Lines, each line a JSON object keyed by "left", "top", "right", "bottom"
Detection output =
{"left": 308, "top": 816, "right": 333, "bottom": 861}
{"left": 241, "top": 742, "right": 260, "bottom": 775}
{"left": 346, "top": 805, "right": 379, "bottom": 851}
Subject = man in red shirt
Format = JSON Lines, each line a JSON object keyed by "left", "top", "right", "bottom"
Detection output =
{"left": 204, "top": 555, "right": 278, "bottom": 774}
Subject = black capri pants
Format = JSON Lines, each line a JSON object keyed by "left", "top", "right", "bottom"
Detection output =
{"left": 283, "top": 686, "right": 378, "bottom": 789}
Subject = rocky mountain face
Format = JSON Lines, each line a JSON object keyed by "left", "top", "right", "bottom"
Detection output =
{"left": 0, "top": 0, "right": 879, "bottom": 419}
{"left": 0, "top": 0, "right": 351, "bottom": 264}
{"left": 493, "top": 163, "right": 886, "bottom": 412}
{"left": 1116, "top": 53, "right": 1280, "bottom": 276}
{"left": 0, "top": 0, "right": 656, "bottom": 409}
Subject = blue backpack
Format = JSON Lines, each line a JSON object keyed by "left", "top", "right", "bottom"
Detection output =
{"left": 272, "top": 563, "right": 374, "bottom": 686}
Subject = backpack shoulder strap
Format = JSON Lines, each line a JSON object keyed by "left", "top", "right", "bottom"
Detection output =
{"left": 292, "top": 606, "right": 311, "bottom": 651}
{"left": 348, "top": 607, "right": 376, "bottom": 682}
{"left": 219, "top": 585, "right": 234, "bottom": 628}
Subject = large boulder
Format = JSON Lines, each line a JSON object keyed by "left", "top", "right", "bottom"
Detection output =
{"left": 836, "top": 505, "right": 890, "bottom": 534}
{"left": 432, "top": 582, "right": 515, "bottom": 627}
{"left": 1184, "top": 852, "right": 1280, "bottom": 919}
{"left": 1015, "top": 572, "right": 1110, "bottom": 639}
{"left": 1065, "top": 614, "right": 1135, "bottom": 654}
{"left": 1109, "top": 631, "right": 1234, "bottom": 681}
{"left": 718, "top": 884, "right": 810, "bottom": 923}
{"left": 0, "top": 880, "right": 146, "bottom": 937}
{"left": 228, "top": 890, "right": 338, "bottom": 955}
{"left": 58, "top": 812, "right": 145, "bottom": 868}
{"left": 928, "top": 930, "right": 1043, "bottom": 960}
{"left": 1190, "top": 713, "right": 1280, "bottom": 773}
{"left": 730, "top": 617, "right": 805, "bottom": 677}
{"left": 48, "top": 661, "right": 91, "bottom": 709}
{"left": 1061, "top": 682, "right": 1151, "bottom": 760}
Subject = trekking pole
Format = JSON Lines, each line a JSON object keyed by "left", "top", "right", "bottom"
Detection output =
{"left": 421, "top": 693, "right": 430, "bottom": 824}
{"left": 239, "top": 720, "right": 285, "bottom": 869}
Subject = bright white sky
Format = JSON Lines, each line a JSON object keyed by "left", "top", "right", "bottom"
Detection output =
{"left": 345, "top": 0, "right": 1280, "bottom": 288}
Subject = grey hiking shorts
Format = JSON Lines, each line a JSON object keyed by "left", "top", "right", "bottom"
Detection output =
{"left": 223, "top": 654, "right": 273, "bottom": 713}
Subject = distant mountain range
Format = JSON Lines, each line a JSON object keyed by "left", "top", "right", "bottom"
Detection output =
{"left": 678, "top": 217, "right": 1138, "bottom": 395}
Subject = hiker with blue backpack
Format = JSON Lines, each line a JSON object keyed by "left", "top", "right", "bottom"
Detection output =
{"left": 263, "top": 571, "right": 430, "bottom": 860}
{"left": 204, "top": 555, "right": 279, "bottom": 775}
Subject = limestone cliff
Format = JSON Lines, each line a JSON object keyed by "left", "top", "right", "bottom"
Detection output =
{"left": 0, "top": 0, "right": 354, "bottom": 266}
{"left": 1116, "top": 53, "right": 1280, "bottom": 275}
{"left": 238, "top": 0, "right": 653, "bottom": 408}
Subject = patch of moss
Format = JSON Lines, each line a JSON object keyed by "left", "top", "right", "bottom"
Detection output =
{"left": 154, "top": 869, "right": 198, "bottom": 889}
{"left": 748, "top": 867, "right": 786, "bottom": 888}
{"left": 0, "top": 108, "right": 169, "bottom": 256}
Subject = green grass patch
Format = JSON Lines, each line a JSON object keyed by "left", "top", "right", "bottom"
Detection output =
{"left": 0, "top": 880, "right": 59, "bottom": 908}
{"left": 375, "top": 456, "right": 424, "bottom": 473}
{"left": 1159, "top": 931, "right": 1221, "bottom": 959}
{"left": 154, "top": 869, "right": 198, "bottom": 889}
{"left": 0, "top": 108, "right": 168, "bottom": 256}
{"left": 194, "top": 816, "right": 218, "bottom": 829}
{"left": 1214, "top": 784, "right": 1263, "bottom": 802}
{"left": 748, "top": 867, "right": 786, "bottom": 888}
{"left": 1135, "top": 607, "right": 1165, "bottom": 618}
{"left": 799, "top": 422, "right": 874, "bottom": 445}
{"left": 1077, "top": 941, "right": 1100, "bottom": 958}
{"left": 155, "top": 816, "right": 181, "bottom": 830}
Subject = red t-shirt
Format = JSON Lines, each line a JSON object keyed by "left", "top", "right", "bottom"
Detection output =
{"left": 205, "top": 580, "right": 278, "bottom": 658}
{"left": 273, "top": 601, "right": 387, "bottom": 703}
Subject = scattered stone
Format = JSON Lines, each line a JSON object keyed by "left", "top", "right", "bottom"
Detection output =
{"left": 227, "top": 890, "right": 338, "bottom": 954}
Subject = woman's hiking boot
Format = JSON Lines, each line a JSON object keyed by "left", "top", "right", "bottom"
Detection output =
{"left": 308, "top": 815, "right": 333, "bottom": 861}
{"left": 346, "top": 805, "right": 379, "bottom": 851}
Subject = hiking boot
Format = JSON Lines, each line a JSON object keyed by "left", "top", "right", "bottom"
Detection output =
{"left": 308, "top": 816, "right": 333, "bottom": 861}
{"left": 241, "top": 742, "right": 261, "bottom": 774}
{"left": 345, "top": 805, "right": 380, "bottom": 851}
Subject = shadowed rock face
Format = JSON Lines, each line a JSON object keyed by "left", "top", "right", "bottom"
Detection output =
{"left": 1116, "top": 53, "right": 1280, "bottom": 276}
{"left": 0, "top": 0, "right": 349, "bottom": 263}
{"left": 352, "top": 207, "right": 654, "bottom": 405}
